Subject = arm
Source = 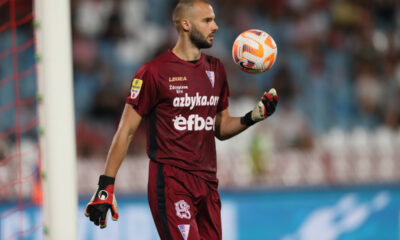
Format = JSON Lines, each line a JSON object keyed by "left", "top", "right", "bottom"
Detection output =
{"left": 85, "top": 104, "right": 142, "bottom": 228}
{"left": 215, "top": 88, "right": 278, "bottom": 141}
{"left": 103, "top": 103, "right": 142, "bottom": 177}
{"left": 214, "top": 109, "right": 248, "bottom": 140}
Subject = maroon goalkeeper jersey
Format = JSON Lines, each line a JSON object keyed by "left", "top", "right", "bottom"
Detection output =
{"left": 126, "top": 50, "right": 230, "bottom": 182}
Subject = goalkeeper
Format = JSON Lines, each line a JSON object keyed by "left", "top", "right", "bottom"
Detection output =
{"left": 85, "top": 0, "right": 278, "bottom": 239}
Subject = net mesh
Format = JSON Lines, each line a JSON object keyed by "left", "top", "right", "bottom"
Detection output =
{"left": 0, "top": 0, "right": 42, "bottom": 239}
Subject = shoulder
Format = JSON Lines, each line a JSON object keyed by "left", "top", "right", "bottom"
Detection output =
{"left": 137, "top": 51, "right": 171, "bottom": 76}
{"left": 203, "top": 53, "right": 224, "bottom": 67}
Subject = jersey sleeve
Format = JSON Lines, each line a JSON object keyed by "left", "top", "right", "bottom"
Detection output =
{"left": 125, "top": 63, "right": 158, "bottom": 116}
{"left": 216, "top": 61, "right": 230, "bottom": 113}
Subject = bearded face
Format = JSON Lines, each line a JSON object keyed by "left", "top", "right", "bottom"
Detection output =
{"left": 189, "top": 24, "right": 213, "bottom": 49}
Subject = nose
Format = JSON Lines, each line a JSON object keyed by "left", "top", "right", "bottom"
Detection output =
{"left": 213, "top": 21, "right": 219, "bottom": 32}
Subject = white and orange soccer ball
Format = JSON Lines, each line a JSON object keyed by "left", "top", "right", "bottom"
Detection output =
{"left": 232, "top": 29, "right": 277, "bottom": 74}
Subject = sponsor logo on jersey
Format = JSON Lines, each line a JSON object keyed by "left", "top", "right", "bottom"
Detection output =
{"left": 169, "top": 84, "right": 188, "bottom": 94}
{"left": 178, "top": 224, "right": 190, "bottom": 240}
{"left": 130, "top": 78, "right": 143, "bottom": 99}
{"left": 169, "top": 76, "right": 187, "bottom": 82}
{"left": 173, "top": 114, "right": 214, "bottom": 131}
{"left": 205, "top": 70, "right": 215, "bottom": 88}
{"left": 175, "top": 200, "right": 191, "bottom": 219}
{"left": 173, "top": 92, "right": 219, "bottom": 110}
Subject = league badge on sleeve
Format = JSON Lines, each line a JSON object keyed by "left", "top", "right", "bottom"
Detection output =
{"left": 130, "top": 78, "right": 143, "bottom": 99}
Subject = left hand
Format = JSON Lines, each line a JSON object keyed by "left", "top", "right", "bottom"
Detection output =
{"left": 241, "top": 88, "right": 278, "bottom": 126}
{"left": 251, "top": 88, "right": 278, "bottom": 122}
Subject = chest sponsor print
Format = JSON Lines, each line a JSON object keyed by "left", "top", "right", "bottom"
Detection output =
{"left": 173, "top": 114, "right": 215, "bottom": 131}
{"left": 169, "top": 84, "right": 188, "bottom": 94}
{"left": 173, "top": 92, "right": 219, "bottom": 110}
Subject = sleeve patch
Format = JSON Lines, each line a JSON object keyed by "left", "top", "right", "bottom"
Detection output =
{"left": 130, "top": 78, "right": 143, "bottom": 99}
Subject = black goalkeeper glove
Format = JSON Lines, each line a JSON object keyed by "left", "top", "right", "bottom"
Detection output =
{"left": 241, "top": 88, "right": 278, "bottom": 126}
{"left": 85, "top": 175, "right": 119, "bottom": 228}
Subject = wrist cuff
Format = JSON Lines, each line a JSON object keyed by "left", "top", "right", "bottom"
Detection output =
{"left": 98, "top": 175, "right": 115, "bottom": 189}
{"left": 240, "top": 111, "right": 256, "bottom": 126}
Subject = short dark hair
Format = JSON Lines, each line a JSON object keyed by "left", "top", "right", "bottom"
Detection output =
{"left": 172, "top": 0, "right": 211, "bottom": 29}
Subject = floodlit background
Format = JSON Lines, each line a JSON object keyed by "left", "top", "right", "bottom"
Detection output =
{"left": 1, "top": 0, "right": 400, "bottom": 239}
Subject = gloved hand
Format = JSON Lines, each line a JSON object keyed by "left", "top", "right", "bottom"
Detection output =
{"left": 85, "top": 175, "right": 119, "bottom": 228}
{"left": 241, "top": 88, "right": 278, "bottom": 126}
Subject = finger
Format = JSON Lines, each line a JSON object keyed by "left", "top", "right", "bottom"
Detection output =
{"left": 111, "top": 196, "right": 119, "bottom": 221}
{"left": 89, "top": 210, "right": 100, "bottom": 223}
{"left": 100, "top": 211, "right": 108, "bottom": 229}
{"left": 85, "top": 192, "right": 97, "bottom": 218}
{"left": 270, "top": 95, "right": 278, "bottom": 107}
{"left": 268, "top": 88, "right": 277, "bottom": 97}
{"left": 94, "top": 217, "right": 100, "bottom": 226}
{"left": 89, "top": 214, "right": 96, "bottom": 223}
{"left": 84, "top": 206, "right": 90, "bottom": 217}
{"left": 262, "top": 92, "right": 272, "bottom": 102}
{"left": 90, "top": 211, "right": 100, "bottom": 226}
{"left": 268, "top": 89, "right": 278, "bottom": 107}
{"left": 85, "top": 204, "right": 94, "bottom": 217}
{"left": 110, "top": 207, "right": 119, "bottom": 221}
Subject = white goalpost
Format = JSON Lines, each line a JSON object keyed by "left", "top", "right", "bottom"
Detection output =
{"left": 34, "top": 0, "right": 77, "bottom": 239}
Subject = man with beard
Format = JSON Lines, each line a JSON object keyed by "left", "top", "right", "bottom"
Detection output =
{"left": 85, "top": 0, "right": 278, "bottom": 239}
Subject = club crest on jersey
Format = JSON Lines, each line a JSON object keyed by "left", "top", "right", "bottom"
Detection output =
{"left": 178, "top": 224, "right": 190, "bottom": 240}
{"left": 175, "top": 200, "right": 191, "bottom": 219}
{"left": 130, "top": 78, "right": 143, "bottom": 99}
{"left": 205, "top": 70, "right": 215, "bottom": 88}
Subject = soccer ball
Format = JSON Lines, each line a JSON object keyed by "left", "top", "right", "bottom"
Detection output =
{"left": 232, "top": 29, "right": 277, "bottom": 74}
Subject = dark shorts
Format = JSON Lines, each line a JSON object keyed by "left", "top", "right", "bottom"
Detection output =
{"left": 148, "top": 160, "right": 222, "bottom": 240}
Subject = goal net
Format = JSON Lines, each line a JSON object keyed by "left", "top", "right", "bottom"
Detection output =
{"left": 1, "top": 0, "right": 77, "bottom": 239}
{"left": 0, "top": 0, "right": 42, "bottom": 239}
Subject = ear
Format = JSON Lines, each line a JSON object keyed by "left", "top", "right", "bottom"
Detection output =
{"left": 181, "top": 19, "right": 191, "bottom": 32}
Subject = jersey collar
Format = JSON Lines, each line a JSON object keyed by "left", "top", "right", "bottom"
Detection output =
{"left": 168, "top": 49, "right": 204, "bottom": 67}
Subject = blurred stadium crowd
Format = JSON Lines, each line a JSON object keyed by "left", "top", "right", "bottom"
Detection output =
{"left": 70, "top": 0, "right": 400, "bottom": 193}
{"left": 1, "top": 0, "right": 400, "bottom": 197}
{"left": 70, "top": 0, "right": 400, "bottom": 133}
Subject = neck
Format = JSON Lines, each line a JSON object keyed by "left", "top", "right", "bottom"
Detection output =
{"left": 172, "top": 35, "right": 201, "bottom": 61}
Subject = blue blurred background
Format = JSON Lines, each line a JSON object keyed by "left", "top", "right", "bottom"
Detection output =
{"left": 68, "top": 0, "right": 400, "bottom": 191}
{"left": 1, "top": 0, "right": 400, "bottom": 239}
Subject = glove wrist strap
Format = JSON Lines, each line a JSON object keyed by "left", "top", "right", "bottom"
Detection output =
{"left": 98, "top": 175, "right": 115, "bottom": 189}
{"left": 240, "top": 111, "right": 256, "bottom": 126}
